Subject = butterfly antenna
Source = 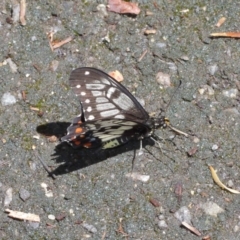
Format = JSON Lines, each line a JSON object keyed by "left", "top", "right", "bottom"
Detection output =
{"left": 164, "top": 80, "right": 182, "bottom": 114}
{"left": 164, "top": 80, "right": 189, "bottom": 137}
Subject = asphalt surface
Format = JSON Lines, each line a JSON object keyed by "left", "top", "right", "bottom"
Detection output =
{"left": 0, "top": 1, "right": 240, "bottom": 239}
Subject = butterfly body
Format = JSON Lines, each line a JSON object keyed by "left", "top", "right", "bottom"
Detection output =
{"left": 61, "top": 67, "right": 169, "bottom": 149}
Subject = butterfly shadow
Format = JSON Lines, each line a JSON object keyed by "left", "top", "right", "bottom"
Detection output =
{"left": 36, "top": 122, "right": 155, "bottom": 177}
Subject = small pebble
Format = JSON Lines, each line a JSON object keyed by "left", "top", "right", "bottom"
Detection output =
{"left": 157, "top": 220, "right": 168, "bottom": 228}
{"left": 82, "top": 223, "right": 97, "bottom": 233}
{"left": 6, "top": 58, "right": 18, "bottom": 73}
{"left": 234, "top": 225, "right": 239, "bottom": 232}
{"left": 126, "top": 172, "right": 150, "bottom": 182}
{"left": 48, "top": 214, "right": 55, "bottom": 220}
{"left": 168, "top": 62, "right": 177, "bottom": 71}
{"left": 199, "top": 201, "right": 224, "bottom": 217}
{"left": 96, "top": 4, "right": 108, "bottom": 18}
{"left": 158, "top": 214, "right": 165, "bottom": 220}
{"left": 180, "top": 55, "right": 189, "bottom": 61}
{"left": 222, "top": 89, "right": 238, "bottom": 98}
{"left": 28, "top": 221, "right": 40, "bottom": 229}
{"left": 208, "top": 64, "right": 218, "bottom": 75}
{"left": 155, "top": 42, "right": 166, "bottom": 48}
{"left": 4, "top": 188, "right": 13, "bottom": 206}
{"left": 1, "top": 92, "right": 17, "bottom": 106}
{"left": 227, "top": 180, "right": 234, "bottom": 188}
{"left": 156, "top": 72, "right": 171, "bottom": 87}
{"left": 174, "top": 206, "right": 192, "bottom": 224}
{"left": 193, "top": 137, "right": 200, "bottom": 143}
{"left": 12, "top": 3, "right": 20, "bottom": 23}
{"left": 19, "top": 188, "right": 31, "bottom": 201}
{"left": 212, "top": 144, "right": 219, "bottom": 151}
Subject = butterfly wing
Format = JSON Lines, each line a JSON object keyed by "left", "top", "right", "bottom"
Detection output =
{"left": 68, "top": 67, "right": 149, "bottom": 123}
{"left": 62, "top": 67, "right": 152, "bottom": 149}
{"left": 61, "top": 115, "right": 151, "bottom": 149}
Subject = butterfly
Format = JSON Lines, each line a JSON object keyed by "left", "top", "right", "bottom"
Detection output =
{"left": 61, "top": 67, "right": 170, "bottom": 150}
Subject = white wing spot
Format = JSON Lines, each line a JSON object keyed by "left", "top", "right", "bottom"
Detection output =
{"left": 76, "top": 84, "right": 81, "bottom": 88}
{"left": 96, "top": 103, "right": 115, "bottom": 111}
{"left": 122, "top": 121, "right": 137, "bottom": 126}
{"left": 101, "top": 77, "right": 110, "bottom": 85}
{"left": 93, "top": 80, "right": 100, "bottom": 83}
{"left": 91, "top": 91, "right": 102, "bottom": 97}
{"left": 85, "top": 71, "right": 90, "bottom": 75}
{"left": 118, "top": 125, "right": 133, "bottom": 130}
{"left": 86, "top": 106, "right": 92, "bottom": 112}
{"left": 113, "top": 93, "right": 134, "bottom": 110}
{"left": 85, "top": 99, "right": 90, "bottom": 103}
{"left": 114, "top": 114, "right": 125, "bottom": 119}
{"left": 100, "top": 109, "right": 120, "bottom": 118}
{"left": 96, "top": 97, "right": 108, "bottom": 103}
{"left": 86, "top": 83, "right": 105, "bottom": 90}
{"left": 81, "top": 92, "right": 86, "bottom": 96}
{"left": 88, "top": 115, "right": 95, "bottom": 120}
{"left": 106, "top": 87, "right": 116, "bottom": 98}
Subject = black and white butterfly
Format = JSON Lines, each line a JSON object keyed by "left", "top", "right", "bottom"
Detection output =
{"left": 61, "top": 67, "right": 169, "bottom": 149}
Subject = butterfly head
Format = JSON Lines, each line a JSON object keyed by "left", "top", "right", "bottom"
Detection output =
{"left": 152, "top": 116, "right": 170, "bottom": 130}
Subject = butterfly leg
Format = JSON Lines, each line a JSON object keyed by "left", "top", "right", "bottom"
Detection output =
{"left": 131, "top": 148, "right": 137, "bottom": 172}
{"left": 150, "top": 135, "right": 163, "bottom": 153}
{"left": 138, "top": 140, "right": 143, "bottom": 156}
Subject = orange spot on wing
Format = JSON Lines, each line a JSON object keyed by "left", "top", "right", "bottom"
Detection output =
{"left": 72, "top": 140, "right": 81, "bottom": 146}
{"left": 75, "top": 127, "right": 83, "bottom": 134}
{"left": 83, "top": 142, "right": 92, "bottom": 148}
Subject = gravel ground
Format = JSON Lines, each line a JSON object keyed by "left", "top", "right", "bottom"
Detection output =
{"left": 1, "top": 1, "right": 240, "bottom": 240}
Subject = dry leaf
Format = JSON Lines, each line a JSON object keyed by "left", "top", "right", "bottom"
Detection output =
{"left": 215, "top": 17, "right": 226, "bottom": 27}
{"left": 5, "top": 209, "right": 40, "bottom": 222}
{"left": 108, "top": 70, "right": 124, "bottom": 82}
{"left": 174, "top": 181, "right": 183, "bottom": 203}
{"left": 202, "top": 235, "right": 211, "bottom": 240}
{"left": 21, "top": 90, "right": 26, "bottom": 101}
{"left": 187, "top": 147, "right": 198, "bottom": 156}
{"left": 108, "top": 0, "right": 140, "bottom": 15}
{"left": 181, "top": 221, "right": 201, "bottom": 236}
{"left": 168, "top": 125, "right": 189, "bottom": 137}
{"left": 126, "top": 172, "right": 150, "bottom": 182}
{"left": 20, "top": 0, "right": 26, "bottom": 26}
{"left": 145, "top": 11, "right": 153, "bottom": 16}
{"left": 149, "top": 198, "right": 160, "bottom": 207}
{"left": 144, "top": 29, "right": 156, "bottom": 35}
{"left": 209, "top": 165, "right": 240, "bottom": 194}
{"left": 116, "top": 218, "right": 128, "bottom": 237}
{"left": 6, "top": 58, "right": 18, "bottom": 73}
{"left": 30, "top": 106, "right": 40, "bottom": 111}
{"left": 51, "top": 36, "right": 73, "bottom": 50}
{"left": 47, "top": 31, "right": 73, "bottom": 51}
{"left": 210, "top": 32, "right": 240, "bottom": 38}
{"left": 138, "top": 49, "right": 148, "bottom": 62}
